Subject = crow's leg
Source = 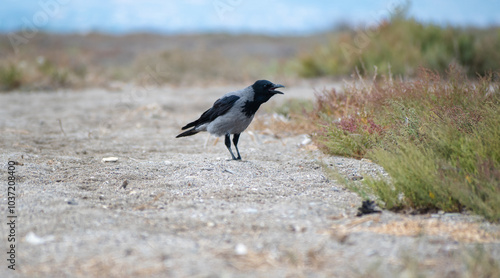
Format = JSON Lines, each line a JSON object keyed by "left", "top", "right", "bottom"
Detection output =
{"left": 225, "top": 133, "right": 237, "bottom": 160}
{"left": 232, "top": 133, "right": 242, "bottom": 160}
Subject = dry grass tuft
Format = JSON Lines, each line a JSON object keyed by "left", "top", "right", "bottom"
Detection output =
{"left": 329, "top": 217, "right": 500, "bottom": 243}
{"left": 21, "top": 255, "right": 169, "bottom": 277}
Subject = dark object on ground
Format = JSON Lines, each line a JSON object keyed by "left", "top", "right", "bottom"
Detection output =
{"left": 120, "top": 180, "right": 128, "bottom": 189}
{"left": 356, "top": 199, "right": 382, "bottom": 216}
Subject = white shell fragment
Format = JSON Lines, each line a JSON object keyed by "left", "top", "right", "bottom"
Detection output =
{"left": 102, "top": 157, "right": 119, "bottom": 162}
{"left": 235, "top": 243, "right": 248, "bottom": 255}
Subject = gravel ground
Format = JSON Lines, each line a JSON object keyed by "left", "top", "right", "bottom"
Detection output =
{"left": 1, "top": 84, "right": 499, "bottom": 277}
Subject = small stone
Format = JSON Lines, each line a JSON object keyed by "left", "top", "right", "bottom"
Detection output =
{"left": 120, "top": 180, "right": 128, "bottom": 189}
{"left": 330, "top": 186, "right": 340, "bottom": 192}
{"left": 164, "top": 161, "right": 173, "bottom": 166}
{"left": 350, "top": 175, "right": 363, "bottom": 181}
{"left": 235, "top": 243, "right": 248, "bottom": 255}
{"left": 288, "top": 224, "right": 307, "bottom": 233}
{"left": 102, "top": 157, "right": 119, "bottom": 162}
{"left": 243, "top": 208, "right": 258, "bottom": 214}
{"left": 443, "top": 213, "right": 461, "bottom": 217}
{"left": 25, "top": 232, "right": 54, "bottom": 245}
{"left": 301, "top": 136, "right": 312, "bottom": 145}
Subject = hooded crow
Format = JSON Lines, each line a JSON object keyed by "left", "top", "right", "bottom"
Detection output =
{"left": 176, "top": 80, "right": 285, "bottom": 160}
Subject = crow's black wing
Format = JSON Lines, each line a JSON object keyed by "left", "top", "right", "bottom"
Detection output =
{"left": 181, "top": 95, "right": 240, "bottom": 130}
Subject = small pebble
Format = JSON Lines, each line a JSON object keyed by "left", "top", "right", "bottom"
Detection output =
{"left": 289, "top": 224, "right": 307, "bottom": 233}
{"left": 301, "top": 136, "right": 312, "bottom": 145}
{"left": 235, "top": 243, "right": 248, "bottom": 255}
{"left": 350, "top": 175, "right": 363, "bottom": 181}
{"left": 243, "top": 208, "right": 258, "bottom": 214}
{"left": 25, "top": 232, "right": 55, "bottom": 245}
{"left": 122, "top": 180, "right": 128, "bottom": 188}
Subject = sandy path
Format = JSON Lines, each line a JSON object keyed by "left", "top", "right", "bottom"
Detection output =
{"left": 0, "top": 85, "right": 499, "bottom": 277}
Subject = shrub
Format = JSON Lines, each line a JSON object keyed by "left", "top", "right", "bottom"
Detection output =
{"left": 310, "top": 68, "right": 500, "bottom": 221}
{"left": 298, "top": 17, "right": 500, "bottom": 77}
{"left": 0, "top": 64, "right": 23, "bottom": 91}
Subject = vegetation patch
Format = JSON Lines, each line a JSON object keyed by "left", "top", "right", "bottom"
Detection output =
{"left": 309, "top": 68, "right": 500, "bottom": 221}
{"left": 298, "top": 15, "right": 500, "bottom": 77}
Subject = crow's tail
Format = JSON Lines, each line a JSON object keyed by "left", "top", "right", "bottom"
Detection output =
{"left": 176, "top": 128, "right": 199, "bottom": 138}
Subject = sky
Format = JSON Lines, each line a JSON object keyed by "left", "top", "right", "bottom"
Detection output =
{"left": 1, "top": 0, "right": 499, "bottom": 35}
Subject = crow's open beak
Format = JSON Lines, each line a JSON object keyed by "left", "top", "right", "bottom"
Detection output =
{"left": 270, "top": 84, "right": 285, "bottom": 94}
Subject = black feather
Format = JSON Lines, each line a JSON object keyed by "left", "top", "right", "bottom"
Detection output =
{"left": 241, "top": 100, "right": 263, "bottom": 117}
{"left": 181, "top": 95, "right": 240, "bottom": 130}
{"left": 176, "top": 128, "right": 199, "bottom": 138}
{"left": 241, "top": 80, "right": 280, "bottom": 117}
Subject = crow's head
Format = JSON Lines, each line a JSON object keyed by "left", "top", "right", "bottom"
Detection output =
{"left": 252, "top": 80, "right": 285, "bottom": 96}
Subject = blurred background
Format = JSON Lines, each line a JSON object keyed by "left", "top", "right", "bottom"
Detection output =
{"left": 1, "top": 0, "right": 499, "bottom": 91}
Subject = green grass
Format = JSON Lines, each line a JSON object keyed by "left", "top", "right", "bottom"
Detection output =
{"left": 0, "top": 58, "right": 84, "bottom": 91}
{"left": 0, "top": 63, "right": 23, "bottom": 91}
{"left": 310, "top": 68, "right": 500, "bottom": 221}
{"left": 298, "top": 15, "right": 500, "bottom": 77}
